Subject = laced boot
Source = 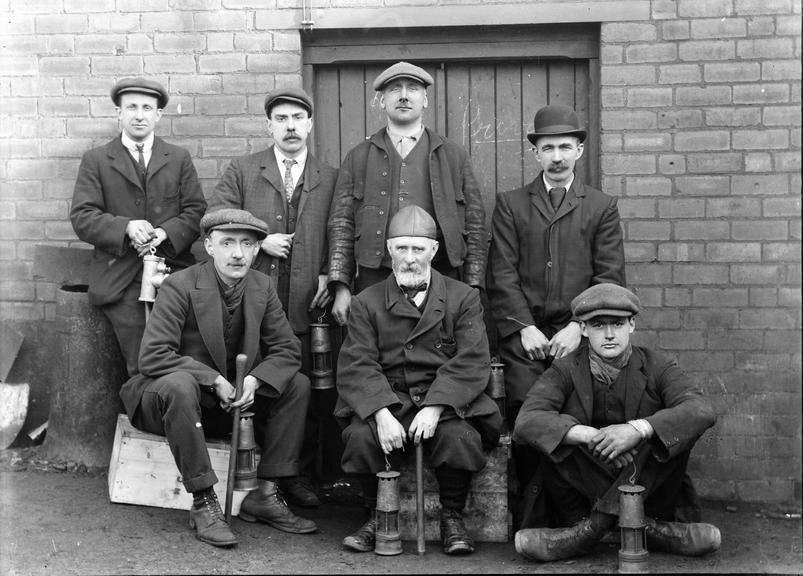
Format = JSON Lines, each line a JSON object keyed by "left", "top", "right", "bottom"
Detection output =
{"left": 278, "top": 476, "right": 321, "bottom": 508}
{"left": 188, "top": 489, "right": 238, "bottom": 547}
{"left": 645, "top": 519, "right": 721, "bottom": 556}
{"left": 440, "top": 508, "right": 475, "bottom": 555}
{"left": 515, "top": 512, "right": 614, "bottom": 562}
{"left": 239, "top": 479, "right": 318, "bottom": 534}
{"left": 342, "top": 516, "right": 377, "bottom": 552}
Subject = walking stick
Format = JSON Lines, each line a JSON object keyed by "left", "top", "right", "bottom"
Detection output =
{"left": 224, "top": 353, "right": 248, "bottom": 523}
{"left": 416, "top": 441, "right": 425, "bottom": 555}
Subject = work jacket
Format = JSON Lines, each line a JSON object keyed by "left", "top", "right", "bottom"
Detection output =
{"left": 328, "top": 128, "right": 487, "bottom": 289}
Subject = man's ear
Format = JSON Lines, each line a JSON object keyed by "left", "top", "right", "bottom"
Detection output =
{"left": 579, "top": 321, "right": 588, "bottom": 339}
{"left": 628, "top": 316, "right": 636, "bottom": 333}
{"left": 575, "top": 140, "right": 584, "bottom": 159}
{"left": 204, "top": 236, "right": 213, "bottom": 257}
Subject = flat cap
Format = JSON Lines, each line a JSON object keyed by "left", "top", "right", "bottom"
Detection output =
{"left": 571, "top": 283, "right": 640, "bottom": 321}
{"left": 388, "top": 205, "right": 437, "bottom": 240}
{"left": 264, "top": 86, "right": 313, "bottom": 117}
{"left": 372, "top": 61, "right": 433, "bottom": 91}
{"left": 527, "top": 104, "right": 587, "bottom": 145}
{"left": 201, "top": 209, "right": 269, "bottom": 240}
{"left": 111, "top": 77, "right": 169, "bottom": 109}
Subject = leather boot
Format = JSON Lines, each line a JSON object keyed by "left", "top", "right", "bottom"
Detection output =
{"left": 343, "top": 516, "right": 377, "bottom": 552}
{"left": 646, "top": 519, "right": 721, "bottom": 556}
{"left": 279, "top": 477, "right": 321, "bottom": 508}
{"left": 188, "top": 490, "right": 238, "bottom": 547}
{"left": 239, "top": 479, "right": 318, "bottom": 534}
{"left": 440, "top": 508, "right": 475, "bottom": 555}
{"left": 515, "top": 512, "right": 614, "bottom": 562}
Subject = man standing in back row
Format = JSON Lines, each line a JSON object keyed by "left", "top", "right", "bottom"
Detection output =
{"left": 327, "top": 61, "right": 487, "bottom": 326}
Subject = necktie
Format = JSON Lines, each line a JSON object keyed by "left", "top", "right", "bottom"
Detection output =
{"left": 282, "top": 158, "right": 297, "bottom": 202}
{"left": 549, "top": 186, "right": 566, "bottom": 211}
{"left": 402, "top": 283, "right": 428, "bottom": 306}
{"left": 135, "top": 143, "right": 147, "bottom": 187}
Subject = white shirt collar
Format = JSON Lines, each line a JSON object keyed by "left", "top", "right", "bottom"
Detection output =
{"left": 273, "top": 146, "right": 308, "bottom": 175}
{"left": 121, "top": 132, "right": 154, "bottom": 153}
{"left": 542, "top": 173, "right": 574, "bottom": 193}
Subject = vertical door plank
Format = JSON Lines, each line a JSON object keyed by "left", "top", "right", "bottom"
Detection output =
{"left": 444, "top": 64, "right": 470, "bottom": 150}
{"left": 433, "top": 64, "right": 447, "bottom": 135}
{"left": 467, "top": 63, "right": 496, "bottom": 213}
{"left": 313, "top": 66, "right": 341, "bottom": 168}
{"left": 574, "top": 59, "right": 592, "bottom": 187}
{"left": 364, "top": 63, "right": 387, "bottom": 139}
{"left": 495, "top": 62, "right": 524, "bottom": 199}
{"left": 339, "top": 65, "right": 367, "bottom": 162}
{"left": 522, "top": 62, "right": 548, "bottom": 184}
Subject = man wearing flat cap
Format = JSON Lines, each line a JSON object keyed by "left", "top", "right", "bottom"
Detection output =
{"left": 207, "top": 87, "right": 340, "bottom": 507}
{"left": 335, "top": 205, "right": 502, "bottom": 556}
{"left": 120, "top": 208, "right": 317, "bottom": 548}
{"left": 71, "top": 77, "right": 207, "bottom": 378}
{"left": 512, "top": 283, "right": 721, "bottom": 562}
{"left": 486, "top": 104, "right": 626, "bottom": 514}
{"left": 327, "top": 61, "right": 487, "bottom": 327}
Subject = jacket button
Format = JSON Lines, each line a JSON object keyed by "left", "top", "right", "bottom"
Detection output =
{"left": 406, "top": 343, "right": 413, "bottom": 350}
{"left": 270, "top": 264, "right": 276, "bottom": 269}
{"left": 276, "top": 215, "right": 282, "bottom": 221}
{"left": 375, "top": 250, "right": 381, "bottom": 256}
{"left": 413, "top": 395, "right": 421, "bottom": 402}
{"left": 376, "top": 230, "right": 382, "bottom": 236}
{"left": 135, "top": 199, "right": 141, "bottom": 206}
{"left": 382, "top": 171, "right": 387, "bottom": 176}
{"left": 546, "top": 261, "right": 552, "bottom": 268}
{"left": 379, "top": 211, "right": 384, "bottom": 215}
{"left": 380, "top": 191, "right": 386, "bottom": 196}
{"left": 435, "top": 343, "right": 441, "bottom": 349}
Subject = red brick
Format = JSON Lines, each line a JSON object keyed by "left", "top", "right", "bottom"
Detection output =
{"left": 733, "top": 83, "right": 790, "bottom": 104}
{"left": 687, "top": 153, "right": 743, "bottom": 173}
{"left": 141, "top": 12, "right": 193, "bottom": 31}
{"left": 678, "top": 40, "right": 735, "bottom": 61}
{"left": 639, "top": 308, "right": 681, "bottom": 329}
{"left": 198, "top": 54, "right": 247, "bottom": 73}
{"left": 707, "top": 197, "right": 761, "bottom": 218}
{"left": 0, "top": 139, "right": 39, "bottom": 158}
{"left": 174, "top": 0, "right": 219, "bottom": 9}
{"left": 736, "top": 353, "right": 793, "bottom": 372}
{"left": 201, "top": 138, "right": 248, "bottom": 157}
{"left": 708, "top": 328, "right": 765, "bottom": 349}
{"left": 627, "top": 87, "right": 673, "bottom": 108}
{"left": 763, "top": 242, "right": 802, "bottom": 262}
{"left": 733, "top": 174, "right": 790, "bottom": 195}
{"left": 7, "top": 160, "right": 58, "bottom": 181}
{"left": 169, "top": 75, "right": 222, "bottom": 95}
{"left": 674, "top": 264, "right": 729, "bottom": 284}
{"left": 600, "top": 65, "right": 656, "bottom": 86}
{"left": 195, "top": 95, "right": 247, "bottom": 116}
{"left": 681, "top": 308, "right": 740, "bottom": 329}
{"left": 207, "top": 33, "right": 234, "bottom": 52}
{"left": 704, "top": 61, "right": 761, "bottom": 82}
{"left": 705, "top": 106, "right": 761, "bottom": 126}
{"left": 693, "top": 287, "right": 750, "bottom": 306}
{"left": 741, "top": 308, "right": 800, "bottom": 330}
{"left": 144, "top": 55, "right": 196, "bottom": 73}
{"left": 735, "top": 0, "right": 795, "bottom": 14}
{"left": 658, "top": 242, "right": 705, "bottom": 261}
{"left": 601, "top": 154, "right": 656, "bottom": 175}
{"left": 627, "top": 263, "right": 673, "bottom": 284}
{"left": 749, "top": 287, "right": 779, "bottom": 306}
{"left": 779, "top": 287, "right": 803, "bottom": 306}
{"left": 16, "top": 201, "right": 68, "bottom": 220}
{"left": 762, "top": 60, "right": 803, "bottom": 81}
{"left": 625, "top": 43, "right": 677, "bottom": 63}
{"left": 600, "top": 133, "right": 623, "bottom": 152}
{"left": 731, "top": 264, "right": 785, "bottom": 284}
{"left": 679, "top": 0, "right": 734, "bottom": 16}
{"left": 674, "top": 220, "right": 730, "bottom": 240}
{"left": 601, "top": 110, "right": 657, "bottom": 130}
{"left": 658, "top": 198, "right": 705, "bottom": 218}
{"left": 247, "top": 53, "right": 301, "bottom": 73}
{"left": 624, "top": 176, "right": 672, "bottom": 196}
{"left": 733, "top": 128, "right": 789, "bottom": 150}
{"left": 732, "top": 220, "right": 789, "bottom": 240}
{"left": 675, "top": 130, "right": 731, "bottom": 151}
{"left": 601, "top": 23, "right": 658, "bottom": 42}
{"left": 618, "top": 199, "right": 656, "bottom": 218}
{"left": 706, "top": 242, "right": 762, "bottom": 262}
{"left": 658, "top": 64, "right": 701, "bottom": 84}
{"left": 154, "top": 35, "right": 206, "bottom": 53}
{"left": 764, "top": 197, "right": 802, "bottom": 218}
{"left": 775, "top": 151, "right": 802, "bottom": 172}
{"left": 600, "top": 45, "right": 623, "bottom": 65}
{"left": 172, "top": 117, "right": 225, "bottom": 136}
{"left": 658, "top": 154, "right": 687, "bottom": 174}
{"left": 777, "top": 14, "right": 803, "bottom": 35}
{"left": 659, "top": 330, "right": 706, "bottom": 349}
{"left": 88, "top": 13, "right": 139, "bottom": 32}
{"left": 66, "top": 118, "right": 118, "bottom": 138}
{"left": 676, "top": 86, "right": 732, "bottom": 106}
{"left": 34, "top": 14, "right": 88, "bottom": 34}
{"left": 623, "top": 132, "right": 671, "bottom": 151}
{"left": 627, "top": 221, "right": 671, "bottom": 241}
{"left": 254, "top": 9, "right": 300, "bottom": 30}
{"left": 745, "top": 152, "right": 773, "bottom": 172}
{"left": 44, "top": 180, "right": 76, "bottom": 200}
{"left": 691, "top": 18, "right": 748, "bottom": 40}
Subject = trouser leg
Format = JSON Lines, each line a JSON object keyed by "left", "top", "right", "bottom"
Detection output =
{"left": 100, "top": 281, "right": 146, "bottom": 378}
{"left": 133, "top": 371, "right": 217, "bottom": 493}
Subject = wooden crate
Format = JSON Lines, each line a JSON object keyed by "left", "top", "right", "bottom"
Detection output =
{"left": 397, "top": 434, "right": 511, "bottom": 542}
{"left": 108, "top": 414, "right": 248, "bottom": 515}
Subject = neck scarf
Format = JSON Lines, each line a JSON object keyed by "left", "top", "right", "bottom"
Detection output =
{"left": 589, "top": 345, "right": 633, "bottom": 387}
{"left": 213, "top": 269, "right": 247, "bottom": 314}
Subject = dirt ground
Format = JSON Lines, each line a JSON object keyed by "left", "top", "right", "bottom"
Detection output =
{"left": 0, "top": 447, "right": 801, "bottom": 576}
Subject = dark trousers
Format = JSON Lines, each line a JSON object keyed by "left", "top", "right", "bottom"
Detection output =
{"left": 133, "top": 370, "right": 310, "bottom": 493}
{"left": 100, "top": 281, "right": 147, "bottom": 378}
{"left": 542, "top": 444, "right": 692, "bottom": 526}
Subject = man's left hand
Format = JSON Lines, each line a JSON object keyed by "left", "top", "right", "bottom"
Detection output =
{"left": 230, "top": 375, "right": 261, "bottom": 411}
{"left": 588, "top": 423, "right": 642, "bottom": 463}
{"left": 408, "top": 405, "right": 444, "bottom": 444}
{"left": 132, "top": 228, "right": 168, "bottom": 256}
{"left": 308, "top": 274, "right": 332, "bottom": 310}
{"left": 548, "top": 321, "right": 582, "bottom": 359}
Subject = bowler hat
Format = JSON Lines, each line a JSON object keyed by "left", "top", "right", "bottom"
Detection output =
{"left": 111, "top": 77, "right": 169, "bottom": 109}
{"left": 264, "top": 87, "right": 314, "bottom": 117}
{"left": 387, "top": 205, "right": 437, "bottom": 240}
{"left": 571, "top": 283, "right": 640, "bottom": 321}
{"left": 201, "top": 209, "right": 269, "bottom": 240}
{"left": 372, "top": 62, "right": 433, "bottom": 91}
{"left": 526, "top": 104, "right": 587, "bottom": 145}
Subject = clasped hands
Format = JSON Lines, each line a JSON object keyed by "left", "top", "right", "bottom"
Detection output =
{"left": 520, "top": 322, "right": 581, "bottom": 361}
{"left": 374, "top": 406, "right": 444, "bottom": 454}
{"left": 127, "top": 220, "right": 167, "bottom": 256}
{"left": 567, "top": 423, "right": 643, "bottom": 469}
{"left": 213, "top": 373, "right": 261, "bottom": 412}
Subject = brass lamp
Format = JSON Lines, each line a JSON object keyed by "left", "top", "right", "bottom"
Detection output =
{"left": 618, "top": 483, "right": 649, "bottom": 574}
{"left": 310, "top": 322, "right": 335, "bottom": 390}
{"left": 233, "top": 411, "right": 258, "bottom": 491}
{"left": 138, "top": 254, "right": 171, "bottom": 303}
{"left": 374, "top": 470, "right": 403, "bottom": 556}
{"left": 486, "top": 359, "right": 506, "bottom": 423}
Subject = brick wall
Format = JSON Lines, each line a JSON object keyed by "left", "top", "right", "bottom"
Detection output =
{"left": 0, "top": 0, "right": 800, "bottom": 503}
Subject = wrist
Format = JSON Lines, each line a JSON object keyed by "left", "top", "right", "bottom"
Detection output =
{"left": 627, "top": 418, "right": 653, "bottom": 440}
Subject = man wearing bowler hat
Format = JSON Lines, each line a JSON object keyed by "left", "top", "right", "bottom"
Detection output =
{"left": 486, "top": 104, "right": 626, "bottom": 520}
{"left": 71, "top": 77, "right": 207, "bottom": 378}
{"left": 327, "top": 61, "right": 487, "bottom": 327}
{"left": 120, "top": 208, "right": 318, "bottom": 548}
{"left": 207, "top": 87, "right": 340, "bottom": 508}
{"left": 335, "top": 205, "right": 502, "bottom": 556}
{"left": 513, "top": 283, "right": 721, "bottom": 562}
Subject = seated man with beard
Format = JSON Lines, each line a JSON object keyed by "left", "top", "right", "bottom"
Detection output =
{"left": 335, "top": 205, "right": 502, "bottom": 556}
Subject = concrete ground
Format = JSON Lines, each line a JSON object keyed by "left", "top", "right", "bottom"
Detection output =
{"left": 0, "top": 448, "right": 801, "bottom": 575}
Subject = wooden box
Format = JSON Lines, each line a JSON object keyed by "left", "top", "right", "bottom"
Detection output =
{"left": 397, "top": 434, "right": 511, "bottom": 542}
{"left": 108, "top": 414, "right": 248, "bottom": 515}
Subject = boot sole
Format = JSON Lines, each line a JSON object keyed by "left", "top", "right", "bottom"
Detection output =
{"left": 188, "top": 518, "right": 238, "bottom": 547}
{"left": 238, "top": 511, "right": 318, "bottom": 534}
{"left": 342, "top": 536, "right": 374, "bottom": 552}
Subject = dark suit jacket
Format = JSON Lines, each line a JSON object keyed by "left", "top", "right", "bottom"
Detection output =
{"left": 512, "top": 343, "right": 716, "bottom": 463}
{"left": 487, "top": 174, "right": 625, "bottom": 338}
{"left": 120, "top": 260, "right": 303, "bottom": 419}
{"left": 70, "top": 135, "right": 207, "bottom": 306}
{"left": 207, "top": 147, "right": 338, "bottom": 334}
{"left": 335, "top": 270, "right": 499, "bottom": 425}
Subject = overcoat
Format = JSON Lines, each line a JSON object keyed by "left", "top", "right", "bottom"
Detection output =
{"left": 207, "top": 147, "right": 338, "bottom": 334}
{"left": 70, "top": 135, "right": 206, "bottom": 306}
{"left": 334, "top": 270, "right": 499, "bottom": 427}
{"left": 513, "top": 343, "right": 716, "bottom": 464}
{"left": 328, "top": 128, "right": 487, "bottom": 289}
{"left": 120, "top": 260, "right": 302, "bottom": 419}
{"left": 487, "top": 174, "right": 625, "bottom": 339}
